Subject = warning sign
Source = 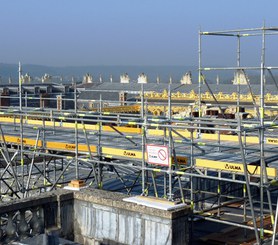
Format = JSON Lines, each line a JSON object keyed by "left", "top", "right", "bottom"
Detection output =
{"left": 146, "top": 144, "right": 169, "bottom": 166}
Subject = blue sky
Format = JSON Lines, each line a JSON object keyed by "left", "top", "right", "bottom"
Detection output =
{"left": 0, "top": 0, "right": 278, "bottom": 66}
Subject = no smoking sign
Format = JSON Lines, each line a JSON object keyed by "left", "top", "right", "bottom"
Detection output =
{"left": 146, "top": 144, "right": 169, "bottom": 166}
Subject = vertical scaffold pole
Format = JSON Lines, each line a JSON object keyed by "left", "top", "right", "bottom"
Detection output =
{"left": 98, "top": 94, "right": 102, "bottom": 188}
{"left": 167, "top": 84, "right": 173, "bottom": 200}
{"left": 236, "top": 33, "right": 241, "bottom": 114}
{"left": 141, "top": 84, "right": 146, "bottom": 195}
{"left": 19, "top": 62, "right": 24, "bottom": 194}
{"left": 198, "top": 29, "right": 202, "bottom": 138}
{"left": 190, "top": 128, "right": 194, "bottom": 210}
{"left": 163, "top": 101, "right": 167, "bottom": 198}
{"left": 19, "top": 62, "right": 22, "bottom": 111}
{"left": 74, "top": 83, "right": 79, "bottom": 180}
{"left": 237, "top": 125, "right": 260, "bottom": 244}
{"left": 259, "top": 25, "right": 266, "bottom": 242}
{"left": 43, "top": 117, "right": 46, "bottom": 187}
{"left": 272, "top": 197, "right": 278, "bottom": 245}
{"left": 259, "top": 25, "right": 274, "bottom": 241}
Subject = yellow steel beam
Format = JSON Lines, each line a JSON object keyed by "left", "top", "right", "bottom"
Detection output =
{"left": 102, "top": 147, "right": 143, "bottom": 160}
{"left": 201, "top": 134, "right": 260, "bottom": 144}
{"left": 0, "top": 134, "right": 188, "bottom": 164}
{"left": 266, "top": 138, "right": 278, "bottom": 145}
{"left": 1, "top": 135, "right": 97, "bottom": 153}
{"left": 196, "top": 159, "right": 277, "bottom": 178}
{"left": 102, "top": 125, "right": 141, "bottom": 134}
{"left": 4, "top": 134, "right": 277, "bottom": 178}
{"left": 102, "top": 147, "right": 187, "bottom": 164}
{"left": 1, "top": 135, "right": 43, "bottom": 147}
{"left": 0, "top": 117, "right": 277, "bottom": 145}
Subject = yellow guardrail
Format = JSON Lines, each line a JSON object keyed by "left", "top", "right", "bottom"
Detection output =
{"left": 196, "top": 159, "right": 277, "bottom": 178}
{"left": 0, "top": 117, "right": 277, "bottom": 146}
{"left": 0, "top": 135, "right": 188, "bottom": 165}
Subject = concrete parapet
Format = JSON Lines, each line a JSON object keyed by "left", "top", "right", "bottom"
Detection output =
{"left": 73, "top": 189, "right": 191, "bottom": 245}
{"left": 0, "top": 189, "right": 190, "bottom": 245}
{"left": 0, "top": 190, "right": 73, "bottom": 244}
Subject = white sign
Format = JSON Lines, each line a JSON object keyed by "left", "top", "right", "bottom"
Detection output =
{"left": 146, "top": 144, "right": 169, "bottom": 166}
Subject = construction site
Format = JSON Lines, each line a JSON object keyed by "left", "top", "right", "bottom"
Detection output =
{"left": 0, "top": 26, "right": 278, "bottom": 245}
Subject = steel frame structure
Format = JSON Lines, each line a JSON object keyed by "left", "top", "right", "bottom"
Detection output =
{"left": 198, "top": 25, "right": 278, "bottom": 245}
{"left": 0, "top": 26, "right": 277, "bottom": 244}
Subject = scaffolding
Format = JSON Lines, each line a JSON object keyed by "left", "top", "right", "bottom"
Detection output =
{"left": 0, "top": 26, "right": 277, "bottom": 244}
{"left": 198, "top": 25, "right": 278, "bottom": 244}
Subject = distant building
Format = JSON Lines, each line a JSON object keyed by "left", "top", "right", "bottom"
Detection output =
{"left": 21, "top": 73, "right": 32, "bottom": 84}
{"left": 83, "top": 73, "right": 93, "bottom": 84}
{"left": 156, "top": 76, "right": 160, "bottom": 84}
{"left": 216, "top": 75, "right": 220, "bottom": 85}
{"left": 180, "top": 72, "right": 192, "bottom": 84}
{"left": 137, "top": 73, "right": 147, "bottom": 84}
{"left": 120, "top": 73, "right": 130, "bottom": 84}
{"left": 41, "top": 74, "right": 52, "bottom": 83}
{"left": 0, "top": 83, "right": 74, "bottom": 109}
{"left": 232, "top": 70, "right": 248, "bottom": 85}
{"left": 119, "top": 91, "right": 127, "bottom": 105}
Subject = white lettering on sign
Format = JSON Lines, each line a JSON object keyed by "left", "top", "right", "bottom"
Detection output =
{"left": 146, "top": 144, "right": 169, "bottom": 166}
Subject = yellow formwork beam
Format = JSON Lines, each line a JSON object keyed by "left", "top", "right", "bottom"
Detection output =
{"left": 201, "top": 134, "right": 259, "bottom": 144}
{"left": 47, "top": 141, "right": 97, "bottom": 152}
{"left": 0, "top": 117, "right": 277, "bottom": 146}
{"left": 147, "top": 129, "right": 195, "bottom": 138}
{"left": 60, "top": 122, "right": 98, "bottom": 130}
{"left": 102, "top": 147, "right": 143, "bottom": 160}
{"left": 196, "top": 159, "right": 277, "bottom": 178}
{"left": 266, "top": 138, "right": 278, "bottom": 145}
{"left": 0, "top": 117, "right": 140, "bottom": 134}
{"left": 102, "top": 125, "right": 141, "bottom": 134}
{"left": 102, "top": 147, "right": 187, "bottom": 164}
{"left": 1, "top": 135, "right": 97, "bottom": 153}
{"left": 0, "top": 117, "right": 20, "bottom": 123}
{"left": 1, "top": 135, "right": 43, "bottom": 147}
{"left": 0, "top": 134, "right": 188, "bottom": 164}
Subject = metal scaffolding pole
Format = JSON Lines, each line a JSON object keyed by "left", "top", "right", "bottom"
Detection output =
{"left": 237, "top": 126, "right": 260, "bottom": 244}
{"left": 74, "top": 83, "right": 79, "bottom": 180}
{"left": 258, "top": 26, "right": 274, "bottom": 242}
{"left": 24, "top": 129, "right": 41, "bottom": 197}
{"left": 98, "top": 94, "right": 103, "bottom": 188}
{"left": 198, "top": 29, "right": 202, "bottom": 137}
{"left": 259, "top": 25, "right": 266, "bottom": 242}
{"left": 272, "top": 197, "right": 278, "bottom": 245}
{"left": 168, "top": 84, "right": 173, "bottom": 200}
{"left": 236, "top": 33, "right": 241, "bottom": 114}
{"left": 18, "top": 62, "right": 24, "bottom": 194}
{"left": 141, "top": 84, "right": 146, "bottom": 195}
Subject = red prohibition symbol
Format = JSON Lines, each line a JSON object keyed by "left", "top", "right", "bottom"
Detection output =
{"left": 158, "top": 149, "right": 167, "bottom": 161}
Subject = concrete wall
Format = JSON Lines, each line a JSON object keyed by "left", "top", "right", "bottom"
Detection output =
{"left": 72, "top": 190, "right": 190, "bottom": 245}
{"left": 58, "top": 192, "right": 75, "bottom": 241}
{"left": 0, "top": 190, "right": 190, "bottom": 245}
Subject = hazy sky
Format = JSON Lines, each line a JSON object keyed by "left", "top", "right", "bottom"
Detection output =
{"left": 0, "top": 0, "right": 278, "bottom": 66}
